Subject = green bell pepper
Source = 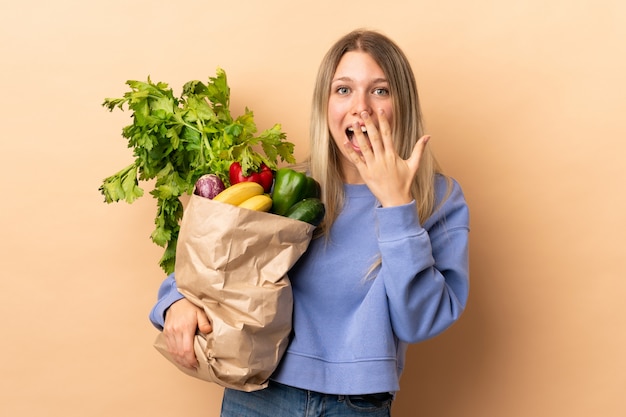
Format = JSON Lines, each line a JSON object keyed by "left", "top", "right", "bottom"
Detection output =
{"left": 271, "top": 168, "right": 321, "bottom": 216}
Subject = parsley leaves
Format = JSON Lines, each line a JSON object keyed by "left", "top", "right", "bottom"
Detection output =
{"left": 99, "top": 68, "right": 296, "bottom": 274}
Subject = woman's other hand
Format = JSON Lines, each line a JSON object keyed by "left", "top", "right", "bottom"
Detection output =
{"left": 162, "top": 298, "right": 212, "bottom": 369}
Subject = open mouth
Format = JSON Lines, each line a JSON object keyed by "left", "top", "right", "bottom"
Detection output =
{"left": 346, "top": 125, "right": 368, "bottom": 141}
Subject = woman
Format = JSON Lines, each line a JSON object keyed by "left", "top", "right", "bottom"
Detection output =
{"left": 150, "top": 29, "right": 470, "bottom": 416}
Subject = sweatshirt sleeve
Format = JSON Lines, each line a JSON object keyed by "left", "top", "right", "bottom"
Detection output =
{"left": 376, "top": 176, "right": 470, "bottom": 343}
{"left": 148, "top": 273, "right": 185, "bottom": 330}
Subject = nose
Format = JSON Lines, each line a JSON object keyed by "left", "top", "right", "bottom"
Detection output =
{"left": 351, "top": 91, "right": 372, "bottom": 116}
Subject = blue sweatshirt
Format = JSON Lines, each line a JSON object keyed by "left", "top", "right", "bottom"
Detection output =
{"left": 149, "top": 174, "right": 470, "bottom": 395}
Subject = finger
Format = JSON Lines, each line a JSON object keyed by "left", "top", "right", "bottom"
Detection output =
{"left": 376, "top": 109, "right": 393, "bottom": 151}
{"left": 166, "top": 326, "right": 197, "bottom": 369}
{"left": 352, "top": 120, "right": 373, "bottom": 156}
{"left": 163, "top": 324, "right": 199, "bottom": 369}
{"left": 343, "top": 138, "right": 367, "bottom": 168}
{"left": 359, "top": 111, "right": 382, "bottom": 155}
{"left": 180, "top": 332, "right": 199, "bottom": 369}
{"left": 197, "top": 310, "right": 212, "bottom": 334}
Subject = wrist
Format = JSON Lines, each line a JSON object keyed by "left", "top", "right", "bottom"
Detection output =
{"left": 379, "top": 194, "right": 413, "bottom": 208}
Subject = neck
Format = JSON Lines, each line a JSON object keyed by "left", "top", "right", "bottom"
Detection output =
{"left": 340, "top": 161, "right": 364, "bottom": 184}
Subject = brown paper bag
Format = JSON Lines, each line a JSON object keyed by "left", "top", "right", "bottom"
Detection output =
{"left": 154, "top": 194, "right": 315, "bottom": 391}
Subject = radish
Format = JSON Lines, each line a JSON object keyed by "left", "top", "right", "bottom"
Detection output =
{"left": 193, "top": 174, "right": 226, "bottom": 199}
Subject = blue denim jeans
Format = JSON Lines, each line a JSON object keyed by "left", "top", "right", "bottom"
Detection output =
{"left": 221, "top": 381, "right": 393, "bottom": 417}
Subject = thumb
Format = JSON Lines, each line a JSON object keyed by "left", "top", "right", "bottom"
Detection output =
{"left": 196, "top": 310, "right": 212, "bottom": 334}
{"left": 407, "top": 135, "right": 430, "bottom": 173}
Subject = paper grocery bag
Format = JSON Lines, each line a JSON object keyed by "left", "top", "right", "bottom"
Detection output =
{"left": 154, "top": 194, "right": 315, "bottom": 391}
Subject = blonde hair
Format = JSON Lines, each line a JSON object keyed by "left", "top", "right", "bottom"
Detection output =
{"left": 306, "top": 29, "right": 446, "bottom": 238}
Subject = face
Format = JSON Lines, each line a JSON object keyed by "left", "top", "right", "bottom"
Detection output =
{"left": 328, "top": 51, "right": 394, "bottom": 183}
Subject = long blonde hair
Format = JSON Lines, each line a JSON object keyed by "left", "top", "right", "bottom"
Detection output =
{"left": 307, "top": 29, "right": 445, "bottom": 237}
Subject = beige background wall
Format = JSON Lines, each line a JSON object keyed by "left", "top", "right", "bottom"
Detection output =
{"left": 1, "top": 0, "right": 624, "bottom": 416}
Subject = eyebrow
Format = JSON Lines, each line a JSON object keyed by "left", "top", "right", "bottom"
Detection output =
{"left": 331, "top": 76, "right": 388, "bottom": 84}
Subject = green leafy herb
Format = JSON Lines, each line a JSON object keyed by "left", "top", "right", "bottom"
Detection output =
{"left": 99, "top": 68, "right": 296, "bottom": 274}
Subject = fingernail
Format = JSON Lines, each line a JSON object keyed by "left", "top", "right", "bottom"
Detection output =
{"left": 361, "top": 111, "right": 369, "bottom": 119}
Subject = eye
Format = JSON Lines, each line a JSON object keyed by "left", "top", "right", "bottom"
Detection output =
{"left": 373, "top": 87, "right": 390, "bottom": 96}
{"left": 336, "top": 86, "right": 350, "bottom": 95}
